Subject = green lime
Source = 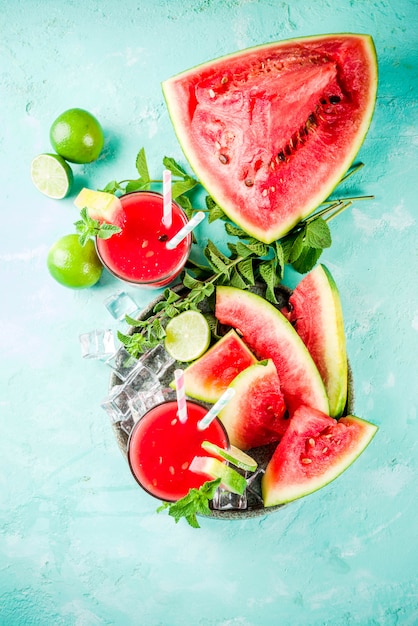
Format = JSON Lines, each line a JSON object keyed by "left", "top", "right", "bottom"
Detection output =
{"left": 31, "top": 153, "right": 73, "bottom": 199}
{"left": 164, "top": 311, "right": 211, "bottom": 362}
{"left": 201, "top": 441, "right": 258, "bottom": 472}
{"left": 47, "top": 234, "right": 103, "bottom": 289}
{"left": 49, "top": 108, "right": 104, "bottom": 164}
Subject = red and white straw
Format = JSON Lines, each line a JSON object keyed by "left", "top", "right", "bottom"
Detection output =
{"left": 174, "top": 369, "right": 188, "bottom": 423}
{"left": 162, "top": 169, "right": 172, "bottom": 229}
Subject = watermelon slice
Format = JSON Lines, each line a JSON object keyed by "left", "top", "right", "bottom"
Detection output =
{"left": 217, "top": 360, "right": 287, "bottom": 450}
{"left": 286, "top": 264, "right": 348, "bottom": 418}
{"left": 176, "top": 329, "right": 257, "bottom": 403}
{"left": 162, "top": 34, "right": 377, "bottom": 243}
{"left": 215, "top": 286, "right": 329, "bottom": 414}
{"left": 262, "top": 405, "right": 378, "bottom": 507}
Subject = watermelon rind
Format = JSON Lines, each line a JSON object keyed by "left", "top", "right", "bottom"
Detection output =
{"left": 215, "top": 286, "right": 329, "bottom": 414}
{"left": 262, "top": 411, "right": 378, "bottom": 507}
{"left": 289, "top": 264, "right": 348, "bottom": 418}
{"left": 162, "top": 33, "right": 378, "bottom": 243}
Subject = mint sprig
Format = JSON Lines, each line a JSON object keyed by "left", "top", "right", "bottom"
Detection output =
{"left": 100, "top": 147, "right": 199, "bottom": 209}
{"left": 74, "top": 207, "right": 121, "bottom": 246}
{"left": 157, "top": 479, "right": 221, "bottom": 528}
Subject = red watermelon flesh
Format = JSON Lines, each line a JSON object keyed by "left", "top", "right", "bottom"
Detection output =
{"left": 262, "top": 405, "right": 378, "bottom": 507}
{"left": 177, "top": 329, "right": 257, "bottom": 403}
{"left": 162, "top": 34, "right": 377, "bottom": 243}
{"left": 217, "top": 359, "right": 288, "bottom": 450}
{"left": 286, "top": 264, "right": 348, "bottom": 418}
{"left": 215, "top": 286, "right": 329, "bottom": 415}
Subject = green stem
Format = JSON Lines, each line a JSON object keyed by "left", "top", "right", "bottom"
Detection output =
{"left": 325, "top": 200, "right": 353, "bottom": 222}
{"left": 340, "top": 162, "right": 365, "bottom": 182}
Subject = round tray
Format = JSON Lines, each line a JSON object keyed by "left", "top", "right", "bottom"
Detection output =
{"left": 110, "top": 283, "right": 354, "bottom": 520}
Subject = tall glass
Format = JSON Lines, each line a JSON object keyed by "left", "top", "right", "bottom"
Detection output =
{"left": 127, "top": 400, "right": 229, "bottom": 502}
{"left": 96, "top": 191, "right": 191, "bottom": 288}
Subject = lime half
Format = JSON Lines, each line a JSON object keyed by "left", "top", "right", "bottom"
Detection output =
{"left": 164, "top": 311, "right": 211, "bottom": 362}
{"left": 202, "top": 441, "right": 258, "bottom": 472}
{"left": 31, "top": 153, "right": 73, "bottom": 199}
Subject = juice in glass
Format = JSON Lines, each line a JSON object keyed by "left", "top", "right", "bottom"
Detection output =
{"left": 127, "top": 400, "right": 229, "bottom": 501}
{"left": 96, "top": 191, "right": 191, "bottom": 288}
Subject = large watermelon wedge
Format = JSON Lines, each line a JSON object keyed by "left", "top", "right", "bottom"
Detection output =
{"left": 215, "top": 286, "right": 329, "bottom": 414}
{"left": 262, "top": 405, "right": 378, "bottom": 507}
{"left": 217, "top": 359, "right": 287, "bottom": 450}
{"left": 286, "top": 264, "right": 348, "bottom": 418}
{"left": 162, "top": 34, "right": 377, "bottom": 243}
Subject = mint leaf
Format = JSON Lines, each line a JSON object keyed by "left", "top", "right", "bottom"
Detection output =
{"left": 135, "top": 147, "right": 150, "bottom": 182}
{"left": 97, "top": 223, "right": 122, "bottom": 240}
{"left": 157, "top": 479, "right": 221, "bottom": 528}
{"left": 304, "top": 218, "right": 331, "bottom": 249}
{"left": 162, "top": 156, "right": 189, "bottom": 179}
{"left": 291, "top": 246, "right": 323, "bottom": 274}
{"left": 171, "top": 178, "right": 198, "bottom": 199}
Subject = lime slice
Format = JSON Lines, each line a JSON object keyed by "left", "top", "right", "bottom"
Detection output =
{"left": 189, "top": 456, "right": 247, "bottom": 495}
{"left": 202, "top": 441, "right": 258, "bottom": 472}
{"left": 31, "top": 153, "right": 73, "bottom": 199}
{"left": 164, "top": 311, "right": 211, "bottom": 362}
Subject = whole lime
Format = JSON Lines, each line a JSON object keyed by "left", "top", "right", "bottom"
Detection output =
{"left": 47, "top": 234, "right": 103, "bottom": 288}
{"left": 49, "top": 108, "right": 105, "bottom": 164}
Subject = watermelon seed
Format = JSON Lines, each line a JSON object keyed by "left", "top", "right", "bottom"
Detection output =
{"left": 209, "top": 89, "right": 216, "bottom": 98}
{"left": 221, "top": 76, "right": 228, "bottom": 84}
{"left": 262, "top": 189, "right": 268, "bottom": 197}
{"left": 322, "top": 447, "right": 328, "bottom": 454}
{"left": 301, "top": 458, "right": 312, "bottom": 464}
{"left": 245, "top": 178, "right": 254, "bottom": 187}
{"left": 308, "top": 438, "right": 316, "bottom": 447}
{"left": 329, "top": 95, "right": 341, "bottom": 104}
{"left": 158, "top": 234, "right": 168, "bottom": 242}
{"left": 219, "top": 154, "right": 229, "bottom": 164}
{"left": 277, "top": 151, "right": 286, "bottom": 162}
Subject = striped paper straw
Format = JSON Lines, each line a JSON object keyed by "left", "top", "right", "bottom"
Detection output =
{"left": 174, "top": 369, "right": 188, "bottom": 424}
{"left": 166, "top": 211, "right": 205, "bottom": 250}
{"left": 162, "top": 169, "right": 172, "bottom": 228}
{"left": 197, "top": 387, "right": 236, "bottom": 431}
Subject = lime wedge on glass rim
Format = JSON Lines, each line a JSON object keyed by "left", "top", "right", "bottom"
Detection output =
{"left": 31, "top": 153, "right": 73, "bottom": 199}
{"left": 164, "top": 310, "right": 211, "bottom": 362}
{"left": 202, "top": 441, "right": 258, "bottom": 472}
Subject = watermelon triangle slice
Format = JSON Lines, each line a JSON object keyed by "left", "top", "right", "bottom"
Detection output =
{"left": 162, "top": 34, "right": 377, "bottom": 243}
{"left": 286, "top": 264, "right": 348, "bottom": 418}
{"left": 261, "top": 405, "right": 378, "bottom": 507}
{"left": 217, "top": 359, "right": 288, "bottom": 450}
{"left": 174, "top": 329, "right": 257, "bottom": 403}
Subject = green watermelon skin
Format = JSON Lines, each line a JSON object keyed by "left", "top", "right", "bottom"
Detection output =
{"left": 287, "top": 264, "right": 348, "bottom": 418}
{"left": 217, "top": 359, "right": 287, "bottom": 450}
{"left": 215, "top": 286, "right": 329, "bottom": 415}
{"left": 177, "top": 329, "right": 257, "bottom": 403}
{"left": 162, "top": 34, "right": 377, "bottom": 243}
{"left": 262, "top": 405, "right": 378, "bottom": 507}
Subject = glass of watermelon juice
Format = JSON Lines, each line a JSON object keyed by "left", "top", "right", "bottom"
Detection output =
{"left": 127, "top": 400, "right": 229, "bottom": 502}
{"left": 96, "top": 191, "right": 192, "bottom": 288}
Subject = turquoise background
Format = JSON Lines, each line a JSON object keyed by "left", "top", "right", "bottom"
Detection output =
{"left": 1, "top": 0, "right": 417, "bottom": 624}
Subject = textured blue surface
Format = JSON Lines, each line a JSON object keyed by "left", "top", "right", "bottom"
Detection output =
{"left": 1, "top": 1, "right": 417, "bottom": 625}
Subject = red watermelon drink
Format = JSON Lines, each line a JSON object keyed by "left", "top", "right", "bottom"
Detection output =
{"left": 96, "top": 191, "right": 191, "bottom": 288}
{"left": 127, "top": 400, "right": 229, "bottom": 501}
